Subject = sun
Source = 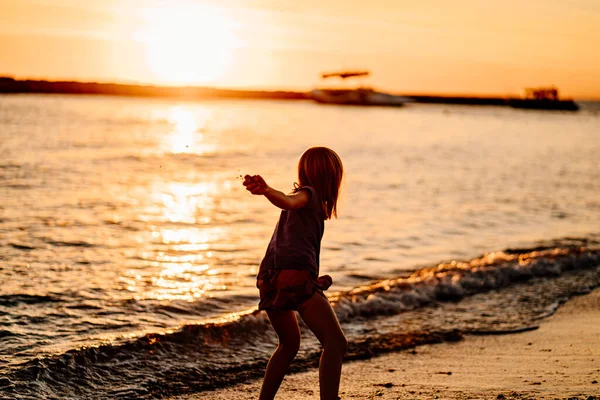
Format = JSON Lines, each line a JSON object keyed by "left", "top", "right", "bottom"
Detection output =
{"left": 135, "top": 5, "right": 239, "bottom": 85}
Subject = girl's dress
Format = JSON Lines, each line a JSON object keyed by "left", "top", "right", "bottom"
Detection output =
{"left": 257, "top": 185, "right": 332, "bottom": 311}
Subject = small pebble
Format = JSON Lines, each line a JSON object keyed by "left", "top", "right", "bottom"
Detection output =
{"left": 592, "top": 380, "right": 598, "bottom": 384}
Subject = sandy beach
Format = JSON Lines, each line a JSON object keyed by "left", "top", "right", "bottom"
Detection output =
{"left": 180, "top": 288, "right": 600, "bottom": 400}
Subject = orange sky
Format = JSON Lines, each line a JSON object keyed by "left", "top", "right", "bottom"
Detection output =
{"left": 1, "top": 0, "right": 599, "bottom": 98}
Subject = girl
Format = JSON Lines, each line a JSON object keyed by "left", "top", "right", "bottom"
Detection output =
{"left": 242, "top": 146, "right": 347, "bottom": 400}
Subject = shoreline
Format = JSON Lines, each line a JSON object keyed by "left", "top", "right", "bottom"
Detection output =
{"left": 1, "top": 77, "right": 588, "bottom": 106}
{"left": 178, "top": 288, "right": 600, "bottom": 399}
{"left": 0, "top": 77, "right": 306, "bottom": 101}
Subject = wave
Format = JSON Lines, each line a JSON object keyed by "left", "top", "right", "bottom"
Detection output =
{"left": 1, "top": 242, "right": 598, "bottom": 399}
{"left": 330, "top": 245, "right": 599, "bottom": 321}
{"left": 40, "top": 239, "right": 96, "bottom": 248}
{"left": 0, "top": 330, "right": 17, "bottom": 339}
{"left": 0, "top": 163, "right": 22, "bottom": 169}
{"left": 8, "top": 242, "right": 36, "bottom": 250}
{"left": 0, "top": 294, "right": 64, "bottom": 307}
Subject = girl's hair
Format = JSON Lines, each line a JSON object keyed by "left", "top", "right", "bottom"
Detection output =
{"left": 296, "top": 147, "right": 343, "bottom": 219}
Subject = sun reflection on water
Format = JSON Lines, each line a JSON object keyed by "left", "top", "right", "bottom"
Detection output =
{"left": 157, "top": 182, "right": 217, "bottom": 224}
{"left": 163, "top": 106, "right": 216, "bottom": 155}
{"left": 149, "top": 274, "right": 226, "bottom": 301}
{"left": 125, "top": 173, "right": 233, "bottom": 302}
{"left": 142, "top": 224, "right": 227, "bottom": 301}
{"left": 150, "top": 260, "right": 224, "bottom": 302}
{"left": 118, "top": 103, "right": 245, "bottom": 303}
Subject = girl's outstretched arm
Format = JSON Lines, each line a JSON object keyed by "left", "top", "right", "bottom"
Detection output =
{"left": 243, "top": 174, "right": 310, "bottom": 210}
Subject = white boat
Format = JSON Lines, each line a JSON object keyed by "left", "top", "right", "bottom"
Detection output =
{"left": 310, "top": 88, "right": 409, "bottom": 107}
{"left": 309, "top": 71, "right": 410, "bottom": 107}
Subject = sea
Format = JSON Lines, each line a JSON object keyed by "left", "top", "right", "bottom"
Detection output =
{"left": 1, "top": 94, "right": 599, "bottom": 399}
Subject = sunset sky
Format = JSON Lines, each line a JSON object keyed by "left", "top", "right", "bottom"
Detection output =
{"left": 1, "top": 0, "right": 599, "bottom": 98}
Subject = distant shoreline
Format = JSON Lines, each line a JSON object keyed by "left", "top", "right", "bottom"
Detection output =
{"left": 0, "top": 76, "right": 306, "bottom": 101}
{"left": 0, "top": 76, "right": 590, "bottom": 106}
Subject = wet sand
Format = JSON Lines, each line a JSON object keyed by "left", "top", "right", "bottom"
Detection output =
{"left": 179, "top": 288, "right": 600, "bottom": 400}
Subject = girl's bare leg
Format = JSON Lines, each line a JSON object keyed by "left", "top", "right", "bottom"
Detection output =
{"left": 259, "top": 310, "right": 301, "bottom": 400}
{"left": 299, "top": 293, "right": 348, "bottom": 400}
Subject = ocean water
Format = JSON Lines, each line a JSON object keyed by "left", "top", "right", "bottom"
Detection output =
{"left": 1, "top": 94, "right": 599, "bottom": 399}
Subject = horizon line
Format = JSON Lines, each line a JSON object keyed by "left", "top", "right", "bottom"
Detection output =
{"left": 1, "top": 75, "right": 599, "bottom": 101}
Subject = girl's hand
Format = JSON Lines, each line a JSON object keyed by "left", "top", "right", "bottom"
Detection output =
{"left": 242, "top": 175, "right": 310, "bottom": 210}
{"left": 316, "top": 275, "right": 333, "bottom": 290}
{"left": 243, "top": 174, "right": 269, "bottom": 195}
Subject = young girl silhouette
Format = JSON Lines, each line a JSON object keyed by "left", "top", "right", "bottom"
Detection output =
{"left": 243, "top": 146, "right": 347, "bottom": 400}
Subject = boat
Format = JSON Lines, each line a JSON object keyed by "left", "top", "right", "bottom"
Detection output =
{"left": 508, "top": 87, "right": 579, "bottom": 111}
{"left": 310, "top": 88, "right": 410, "bottom": 106}
{"left": 309, "top": 71, "right": 410, "bottom": 107}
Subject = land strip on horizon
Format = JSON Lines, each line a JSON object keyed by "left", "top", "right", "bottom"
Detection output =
{"left": 1, "top": 76, "right": 557, "bottom": 106}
